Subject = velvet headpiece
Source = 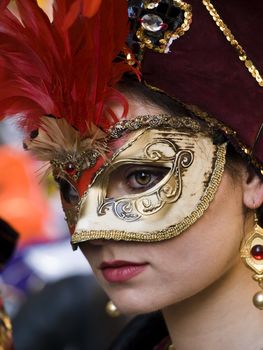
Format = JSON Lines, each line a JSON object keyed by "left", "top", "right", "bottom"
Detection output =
{"left": 132, "top": 0, "right": 263, "bottom": 173}
{"left": 0, "top": 0, "right": 262, "bottom": 174}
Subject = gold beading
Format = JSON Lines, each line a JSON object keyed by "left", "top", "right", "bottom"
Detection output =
{"left": 136, "top": 0, "right": 192, "bottom": 53}
{"left": 202, "top": 0, "right": 263, "bottom": 87}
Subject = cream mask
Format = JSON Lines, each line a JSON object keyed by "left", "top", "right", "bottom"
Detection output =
{"left": 25, "top": 114, "right": 226, "bottom": 247}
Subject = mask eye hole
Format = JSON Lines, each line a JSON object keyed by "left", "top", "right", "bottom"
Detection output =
{"left": 107, "top": 164, "right": 169, "bottom": 197}
{"left": 55, "top": 177, "right": 80, "bottom": 205}
{"left": 127, "top": 168, "right": 162, "bottom": 189}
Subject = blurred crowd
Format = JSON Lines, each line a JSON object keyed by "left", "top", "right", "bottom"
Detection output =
{"left": 0, "top": 111, "right": 127, "bottom": 350}
{"left": 0, "top": 2, "right": 128, "bottom": 349}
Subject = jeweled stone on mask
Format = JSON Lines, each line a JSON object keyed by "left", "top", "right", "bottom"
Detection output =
{"left": 65, "top": 162, "right": 77, "bottom": 176}
{"left": 145, "top": 2, "right": 159, "bottom": 9}
{"left": 141, "top": 14, "right": 164, "bottom": 32}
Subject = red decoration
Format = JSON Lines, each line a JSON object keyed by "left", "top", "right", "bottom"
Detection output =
{"left": 161, "top": 23, "right": 168, "bottom": 31}
{"left": 0, "top": 0, "right": 135, "bottom": 135}
{"left": 65, "top": 162, "right": 77, "bottom": 176}
{"left": 251, "top": 245, "right": 263, "bottom": 260}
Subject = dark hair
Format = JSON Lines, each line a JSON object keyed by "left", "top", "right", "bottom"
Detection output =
{"left": 118, "top": 77, "right": 226, "bottom": 144}
{"left": 118, "top": 76, "right": 263, "bottom": 225}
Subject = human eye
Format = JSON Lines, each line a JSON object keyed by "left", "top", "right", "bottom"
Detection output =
{"left": 107, "top": 165, "right": 169, "bottom": 197}
{"left": 55, "top": 176, "right": 80, "bottom": 205}
{"left": 126, "top": 167, "right": 168, "bottom": 191}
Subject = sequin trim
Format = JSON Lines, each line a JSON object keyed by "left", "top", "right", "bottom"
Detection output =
{"left": 144, "top": 81, "right": 263, "bottom": 176}
{"left": 202, "top": 0, "right": 263, "bottom": 87}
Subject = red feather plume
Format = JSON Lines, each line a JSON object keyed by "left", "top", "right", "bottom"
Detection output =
{"left": 0, "top": 0, "right": 134, "bottom": 134}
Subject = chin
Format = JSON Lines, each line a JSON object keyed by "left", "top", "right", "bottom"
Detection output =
{"left": 114, "top": 299, "right": 161, "bottom": 315}
{"left": 106, "top": 288, "right": 169, "bottom": 315}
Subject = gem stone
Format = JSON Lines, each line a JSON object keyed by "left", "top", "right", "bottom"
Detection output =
{"left": 141, "top": 14, "right": 164, "bottom": 32}
{"left": 65, "top": 162, "right": 77, "bottom": 176}
{"left": 145, "top": 2, "right": 159, "bottom": 9}
{"left": 251, "top": 245, "right": 263, "bottom": 260}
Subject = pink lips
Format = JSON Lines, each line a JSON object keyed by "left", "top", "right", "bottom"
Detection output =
{"left": 100, "top": 260, "right": 148, "bottom": 283}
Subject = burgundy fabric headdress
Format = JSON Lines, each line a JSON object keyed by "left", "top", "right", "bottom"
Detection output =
{"left": 132, "top": 0, "right": 263, "bottom": 173}
{"left": 0, "top": 0, "right": 262, "bottom": 175}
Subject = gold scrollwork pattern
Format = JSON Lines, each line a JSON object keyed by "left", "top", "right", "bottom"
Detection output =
{"left": 97, "top": 139, "right": 193, "bottom": 222}
{"left": 51, "top": 150, "right": 100, "bottom": 181}
{"left": 71, "top": 143, "right": 226, "bottom": 245}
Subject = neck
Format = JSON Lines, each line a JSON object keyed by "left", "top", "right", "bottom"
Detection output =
{"left": 162, "top": 259, "right": 263, "bottom": 350}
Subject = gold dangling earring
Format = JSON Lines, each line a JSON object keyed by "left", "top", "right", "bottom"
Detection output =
{"left": 240, "top": 212, "right": 263, "bottom": 309}
{"left": 105, "top": 300, "right": 121, "bottom": 317}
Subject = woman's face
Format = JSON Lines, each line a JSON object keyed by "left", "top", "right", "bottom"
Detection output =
{"left": 80, "top": 97, "right": 247, "bottom": 314}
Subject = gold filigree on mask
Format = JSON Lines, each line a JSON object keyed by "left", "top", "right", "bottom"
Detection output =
{"left": 24, "top": 117, "right": 108, "bottom": 181}
{"left": 51, "top": 150, "right": 100, "bottom": 181}
{"left": 107, "top": 114, "right": 202, "bottom": 139}
{"left": 72, "top": 124, "right": 226, "bottom": 245}
{"left": 72, "top": 141, "right": 226, "bottom": 245}
{"left": 97, "top": 138, "right": 193, "bottom": 221}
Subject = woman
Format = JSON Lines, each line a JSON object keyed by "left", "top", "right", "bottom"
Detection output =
{"left": 0, "top": 0, "right": 262, "bottom": 349}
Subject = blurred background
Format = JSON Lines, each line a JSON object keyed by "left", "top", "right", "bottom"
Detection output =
{"left": 0, "top": 1, "right": 128, "bottom": 349}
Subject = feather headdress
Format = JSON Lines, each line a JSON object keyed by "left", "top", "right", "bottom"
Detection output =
{"left": 0, "top": 0, "right": 134, "bottom": 136}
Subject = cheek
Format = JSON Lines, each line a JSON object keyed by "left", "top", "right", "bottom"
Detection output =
{"left": 151, "top": 176, "right": 244, "bottom": 302}
{"left": 155, "top": 236, "right": 232, "bottom": 301}
{"left": 78, "top": 173, "right": 244, "bottom": 313}
{"left": 80, "top": 243, "right": 99, "bottom": 268}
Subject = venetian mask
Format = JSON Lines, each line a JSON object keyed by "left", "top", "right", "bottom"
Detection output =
{"left": 25, "top": 113, "right": 226, "bottom": 248}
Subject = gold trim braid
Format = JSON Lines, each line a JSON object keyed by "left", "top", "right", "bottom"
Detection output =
{"left": 71, "top": 143, "right": 226, "bottom": 245}
{"left": 202, "top": 0, "right": 263, "bottom": 87}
